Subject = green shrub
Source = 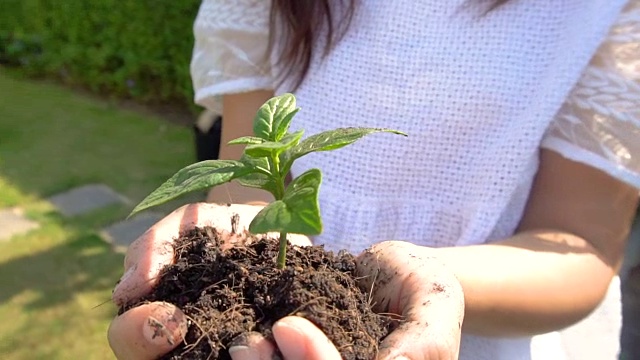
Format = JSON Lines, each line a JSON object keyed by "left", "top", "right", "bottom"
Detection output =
{"left": 0, "top": 0, "right": 201, "bottom": 111}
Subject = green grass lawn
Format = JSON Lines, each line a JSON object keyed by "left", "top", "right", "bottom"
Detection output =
{"left": 0, "top": 70, "right": 196, "bottom": 359}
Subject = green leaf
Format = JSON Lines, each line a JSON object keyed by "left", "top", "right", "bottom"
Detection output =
{"left": 129, "top": 160, "right": 254, "bottom": 217}
{"left": 238, "top": 155, "right": 278, "bottom": 196}
{"left": 274, "top": 108, "right": 300, "bottom": 141}
{"left": 282, "top": 127, "right": 407, "bottom": 173}
{"left": 279, "top": 129, "right": 305, "bottom": 148}
{"left": 240, "top": 153, "right": 272, "bottom": 174}
{"left": 253, "top": 93, "right": 298, "bottom": 141}
{"left": 237, "top": 173, "right": 278, "bottom": 195}
{"left": 228, "top": 136, "right": 265, "bottom": 145}
{"left": 244, "top": 141, "right": 287, "bottom": 158}
{"left": 244, "top": 130, "right": 304, "bottom": 158}
{"left": 249, "top": 168, "right": 322, "bottom": 235}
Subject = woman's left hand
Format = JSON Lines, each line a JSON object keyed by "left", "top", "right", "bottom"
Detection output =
{"left": 229, "top": 241, "right": 465, "bottom": 360}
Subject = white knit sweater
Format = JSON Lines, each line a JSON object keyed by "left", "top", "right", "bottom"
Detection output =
{"left": 191, "top": 0, "right": 640, "bottom": 359}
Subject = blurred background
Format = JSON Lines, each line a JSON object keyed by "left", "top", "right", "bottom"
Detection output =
{"left": 0, "top": 1, "right": 639, "bottom": 359}
{"left": 0, "top": 1, "right": 209, "bottom": 359}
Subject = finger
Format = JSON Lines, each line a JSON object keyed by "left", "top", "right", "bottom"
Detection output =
{"left": 228, "top": 332, "right": 277, "bottom": 360}
{"left": 357, "top": 241, "right": 465, "bottom": 360}
{"left": 113, "top": 203, "right": 198, "bottom": 306}
{"left": 108, "top": 301, "right": 187, "bottom": 360}
{"left": 273, "top": 316, "right": 342, "bottom": 360}
{"left": 123, "top": 203, "right": 265, "bottom": 271}
{"left": 113, "top": 203, "right": 265, "bottom": 305}
{"left": 376, "top": 276, "right": 464, "bottom": 360}
{"left": 285, "top": 233, "right": 313, "bottom": 247}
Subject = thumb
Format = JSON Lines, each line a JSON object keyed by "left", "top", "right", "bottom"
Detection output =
{"left": 108, "top": 302, "right": 187, "bottom": 360}
{"left": 273, "top": 316, "right": 342, "bottom": 360}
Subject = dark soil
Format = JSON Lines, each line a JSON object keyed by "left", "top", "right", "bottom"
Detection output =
{"left": 123, "top": 226, "right": 392, "bottom": 360}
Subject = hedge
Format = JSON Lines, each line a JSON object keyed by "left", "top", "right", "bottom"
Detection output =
{"left": 0, "top": 0, "right": 202, "bottom": 111}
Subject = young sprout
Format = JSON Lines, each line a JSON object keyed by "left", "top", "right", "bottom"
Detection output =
{"left": 130, "top": 94, "right": 406, "bottom": 269}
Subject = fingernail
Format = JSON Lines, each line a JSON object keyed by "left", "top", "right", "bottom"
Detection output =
{"left": 142, "top": 304, "right": 187, "bottom": 347}
{"left": 272, "top": 321, "right": 305, "bottom": 359}
{"left": 112, "top": 267, "right": 135, "bottom": 303}
{"left": 230, "top": 331, "right": 277, "bottom": 360}
{"left": 228, "top": 345, "right": 260, "bottom": 360}
{"left": 228, "top": 333, "right": 260, "bottom": 360}
{"left": 392, "top": 356, "right": 410, "bottom": 360}
{"left": 143, "top": 316, "right": 175, "bottom": 346}
{"left": 119, "top": 267, "right": 135, "bottom": 285}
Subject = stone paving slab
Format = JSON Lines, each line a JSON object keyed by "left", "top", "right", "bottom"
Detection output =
{"left": 0, "top": 208, "right": 39, "bottom": 242}
{"left": 101, "top": 212, "right": 165, "bottom": 252}
{"left": 48, "top": 184, "right": 129, "bottom": 217}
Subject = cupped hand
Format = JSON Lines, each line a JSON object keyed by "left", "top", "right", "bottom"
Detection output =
{"left": 107, "top": 202, "right": 312, "bottom": 359}
{"left": 355, "top": 241, "right": 465, "bottom": 360}
{"left": 108, "top": 203, "right": 464, "bottom": 360}
{"left": 228, "top": 241, "right": 465, "bottom": 360}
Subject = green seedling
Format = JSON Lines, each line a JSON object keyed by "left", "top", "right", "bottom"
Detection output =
{"left": 130, "top": 93, "right": 406, "bottom": 269}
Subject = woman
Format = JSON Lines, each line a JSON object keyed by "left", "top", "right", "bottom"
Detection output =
{"left": 109, "top": 0, "right": 640, "bottom": 359}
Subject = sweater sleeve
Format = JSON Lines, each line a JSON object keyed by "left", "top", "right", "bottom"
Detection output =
{"left": 541, "top": 0, "right": 640, "bottom": 189}
{"left": 190, "top": 0, "right": 274, "bottom": 114}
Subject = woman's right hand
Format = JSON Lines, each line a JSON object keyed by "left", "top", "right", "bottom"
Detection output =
{"left": 107, "top": 202, "right": 312, "bottom": 359}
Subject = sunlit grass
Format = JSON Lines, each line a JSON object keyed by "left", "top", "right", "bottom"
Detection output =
{"left": 0, "top": 70, "right": 196, "bottom": 359}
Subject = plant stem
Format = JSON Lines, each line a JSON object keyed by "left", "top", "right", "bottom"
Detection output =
{"left": 272, "top": 153, "right": 287, "bottom": 269}
{"left": 277, "top": 231, "right": 288, "bottom": 269}
{"left": 272, "top": 154, "right": 285, "bottom": 200}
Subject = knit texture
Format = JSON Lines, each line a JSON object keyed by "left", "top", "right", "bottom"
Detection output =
{"left": 191, "top": 0, "right": 639, "bottom": 359}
